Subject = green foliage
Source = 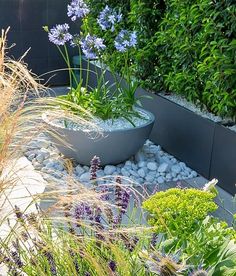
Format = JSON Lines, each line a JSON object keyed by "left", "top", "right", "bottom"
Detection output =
{"left": 208, "top": 239, "right": 236, "bottom": 276}
{"left": 153, "top": 0, "right": 236, "bottom": 119}
{"left": 143, "top": 188, "right": 236, "bottom": 272}
{"left": 59, "top": 75, "right": 142, "bottom": 122}
{"left": 86, "top": 0, "right": 236, "bottom": 120}
{"left": 181, "top": 217, "right": 235, "bottom": 268}
{"left": 142, "top": 188, "right": 217, "bottom": 236}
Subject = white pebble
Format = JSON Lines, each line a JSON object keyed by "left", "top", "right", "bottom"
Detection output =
{"left": 138, "top": 161, "right": 146, "bottom": 168}
{"left": 28, "top": 153, "right": 36, "bottom": 161}
{"left": 157, "top": 176, "right": 165, "bottom": 184}
{"left": 138, "top": 168, "right": 146, "bottom": 178}
{"left": 171, "top": 164, "right": 181, "bottom": 174}
{"left": 75, "top": 166, "right": 85, "bottom": 176}
{"left": 80, "top": 172, "right": 91, "bottom": 182}
{"left": 135, "top": 151, "right": 145, "bottom": 162}
{"left": 147, "top": 162, "right": 158, "bottom": 171}
{"left": 158, "top": 163, "right": 169, "bottom": 173}
{"left": 104, "top": 165, "right": 116, "bottom": 175}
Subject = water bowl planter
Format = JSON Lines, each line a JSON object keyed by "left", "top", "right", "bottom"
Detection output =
{"left": 43, "top": 108, "right": 155, "bottom": 166}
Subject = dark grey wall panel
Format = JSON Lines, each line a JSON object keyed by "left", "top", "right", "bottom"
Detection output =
{"left": 210, "top": 125, "right": 236, "bottom": 195}
{"left": 136, "top": 88, "right": 215, "bottom": 179}
{"left": 0, "top": 0, "right": 80, "bottom": 85}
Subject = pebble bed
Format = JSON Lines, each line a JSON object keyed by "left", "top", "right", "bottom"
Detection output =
{"left": 23, "top": 134, "right": 197, "bottom": 185}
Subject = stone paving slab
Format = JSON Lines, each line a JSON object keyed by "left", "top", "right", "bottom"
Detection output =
{"left": 0, "top": 157, "right": 47, "bottom": 239}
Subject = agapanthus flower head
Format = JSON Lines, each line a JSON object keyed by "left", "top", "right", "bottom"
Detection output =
{"left": 80, "top": 34, "right": 106, "bottom": 59}
{"left": 97, "top": 5, "right": 122, "bottom": 32}
{"left": 70, "top": 34, "right": 81, "bottom": 47}
{"left": 48, "top": 24, "right": 72, "bottom": 46}
{"left": 115, "top": 30, "right": 137, "bottom": 52}
{"left": 67, "top": 0, "right": 90, "bottom": 21}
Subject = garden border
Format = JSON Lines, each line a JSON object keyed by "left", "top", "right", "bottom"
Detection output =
{"left": 79, "top": 59, "right": 236, "bottom": 195}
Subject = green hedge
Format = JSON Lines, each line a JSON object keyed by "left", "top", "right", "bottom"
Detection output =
{"left": 86, "top": 0, "right": 236, "bottom": 120}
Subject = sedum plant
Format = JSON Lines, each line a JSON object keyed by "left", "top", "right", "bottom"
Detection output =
{"left": 142, "top": 188, "right": 218, "bottom": 237}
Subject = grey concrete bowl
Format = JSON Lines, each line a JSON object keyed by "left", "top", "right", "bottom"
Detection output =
{"left": 44, "top": 109, "right": 155, "bottom": 166}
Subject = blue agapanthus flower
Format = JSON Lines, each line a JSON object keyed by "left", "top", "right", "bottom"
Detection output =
{"left": 80, "top": 34, "right": 106, "bottom": 59}
{"left": 97, "top": 5, "right": 122, "bottom": 32}
{"left": 114, "top": 30, "right": 137, "bottom": 52}
{"left": 67, "top": 0, "right": 90, "bottom": 21}
{"left": 70, "top": 34, "right": 81, "bottom": 47}
{"left": 48, "top": 24, "right": 72, "bottom": 46}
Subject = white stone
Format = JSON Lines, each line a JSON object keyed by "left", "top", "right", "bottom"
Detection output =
{"left": 55, "top": 164, "right": 64, "bottom": 171}
{"left": 131, "top": 163, "right": 138, "bottom": 170}
{"left": 80, "top": 172, "right": 91, "bottom": 182}
{"left": 147, "top": 162, "right": 158, "bottom": 171}
{"left": 166, "top": 173, "right": 172, "bottom": 180}
{"left": 28, "top": 153, "right": 35, "bottom": 161}
{"left": 45, "top": 161, "right": 57, "bottom": 169}
{"left": 171, "top": 164, "right": 181, "bottom": 174}
{"left": 138, "top": 161, "right": 146, "bottom": 168}
{"left": 158, "top": 163, "right": 169, "bottom": 173}
{"left": 135, "top": 151, "right": 145, "bottom": 162}
{"left": 171, "top": 172, "right": 177, "bottom": 178}
{"left": 96, "top": 170, "right": 105, "bottom": 178}
{"left": 137, "top": 168, "right": 146, "bottom": 178}
{"left": 83, "top": 166, "right": 90, "bottom": 171}
{"left": 75, "top": 166, "right": 85, "bottom": 176}
{"left": 104, "top": 165, "right": 116, "bottom": 175}
{"left": 24, "top": 150, "right": 37, "bottom": 157}
{"left": 36, "top": 153, "right": 46, "bottom": 163}
{"left": 121, "top": 168, "right": 130, "bottom": 177}
{"left": 145, "top": 175, "right": 155, "bottom": 182}
{"left": 161, "top": 156, "right": 172, "bottom": 164}
{"left": 125, "top": 160, "right": 132, "bottom": 166}
{"left": 36, "top": 140, "right": 49, "bottom": 148}
{"left": 157, "top": 176, "right": 165, "bottom": 184}
{"left": 179, "top": 162, "right": 186, "bottom": 169}
{"left": 171, "top": 158, "right": 177, "bottom": 164}
{"left": 34, "top": 162, "right": 43, "bottom": 170}
{"left": 52, "top": 171, "right": 63, "bottom": 179}
{"left": 130, "top": 170, "right": 139, "bottom": 178}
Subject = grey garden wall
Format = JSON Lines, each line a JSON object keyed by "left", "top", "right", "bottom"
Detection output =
{"left": 0, "top": 0, "right": 78, "bottom": 85}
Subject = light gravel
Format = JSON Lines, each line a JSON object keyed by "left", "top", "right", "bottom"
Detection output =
{"left": 160, "top": 93, "right": 223, "bottom": 122}
{"left": 48, "top": 108, "right": 152, "bottom": 132}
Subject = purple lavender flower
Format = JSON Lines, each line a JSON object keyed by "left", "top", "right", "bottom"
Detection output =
{"left": 11, "top": 251, "right": 23, "bottom": 268}
{"left": 14, "top": 205, "right": 24, "bottom": 222}
{"left": 80, "top": 34, "right": 106, "bottom": 59}
{"left": 100, "top": 185, "right": 109, "bottom": 201}
{"left": 90, "top": 155, "right": 101, "bottom": 180}
{"left": 120, "top": 189, "right": 130, "bottom": 214}
{"left": 108, "top": 260, "right": 117, "bottom": 272}
{"left": 74, "top": 203, "right": 86, "bottom": 221}
{"left": 94, "top": 207, "right": 102, "bottom": 225}
{"left": 67, "top": 0, "right": 90, "bottom": 21}
{"left": 151, "top": 233, "right": 158, "bottom": 247}
{"left": 48, "top": 24, "right": 72, "bottom": 46}
{"left": 44, "top": 251, "right": 57, "bottom": 276}
{"left": 115, "top": 30, "right": 137, "bottom": 52}
{"left": 97, "top": 5, "right": 122, "bottom": 32}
